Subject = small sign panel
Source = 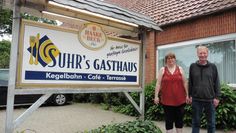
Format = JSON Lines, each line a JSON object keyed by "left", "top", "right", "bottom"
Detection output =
{"left": 79, "top": 23, "right": 107, "bottom": 50}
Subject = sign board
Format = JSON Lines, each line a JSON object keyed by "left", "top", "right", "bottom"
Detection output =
{"left": 17, "top": 20, "right": 141, "bottom": 88}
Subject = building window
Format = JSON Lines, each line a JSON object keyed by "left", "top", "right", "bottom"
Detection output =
{"left": 157, "top": 33, "right": 236, "bottom": 85}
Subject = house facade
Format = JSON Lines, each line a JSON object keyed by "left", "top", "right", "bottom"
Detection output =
{"left": 104, "top": 0, "right": 236, "bottom": 87}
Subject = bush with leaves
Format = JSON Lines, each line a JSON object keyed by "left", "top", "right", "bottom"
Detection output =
{"left": 216, "top": 84, "right": 236, "bottom": 130}
{"left": 74, "top": 82, "right": 236, "bottom": 130}
{"left": 111, "top": 82, "right": 236, "bottom": 130}
{"left": 74, "top": 81, "right": 164, "bottom": 118}
{"left": 183, "top": 83, "right": 236, "bottom": 130}
{"left": 0, "top": 40, "right": 11, "bottom": 68}
{"left": 110, "top": 81, "right": 165, "bottom": 121}
{"left": 144, "top": 81, "right": 164, "bottom": 121}
{"left": 84, "top": 120, "right": 162, "bottom": 133}
{"left": 74, "top": 93, "right": 128, "bottom": 105}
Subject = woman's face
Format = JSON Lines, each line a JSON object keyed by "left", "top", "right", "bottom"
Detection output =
{"left": 166, "top": 57, "right": 176, "bottom": 66}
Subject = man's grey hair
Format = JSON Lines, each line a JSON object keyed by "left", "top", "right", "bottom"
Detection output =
{"left": 197, "top": 45, "right": 208, "bottom": 52}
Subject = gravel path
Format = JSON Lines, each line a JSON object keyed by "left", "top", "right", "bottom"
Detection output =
{"left": 0, "top": 103, "right": 137, "bottom": 133}
{"left": 0, "top": 103, "right": 229, "bottom": 133}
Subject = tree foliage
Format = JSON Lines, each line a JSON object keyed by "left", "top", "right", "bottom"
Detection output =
{"left": 0, "top": 40, "right": 11, "bottom": 68}
{"left": 0, "top": 8, "right": 12, "bottom": 36}
{"left": 22, "top": 13, "right": 57, "bottom": 25}
{"left": 0, "top": 8, "right": 57, "bottom": 37}
{"left": 0, "top": 8, "right": 57, "bottom": 68}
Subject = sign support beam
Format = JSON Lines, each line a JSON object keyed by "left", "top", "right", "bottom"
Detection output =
{"left": 123, "top": 92, "right": 141, "bottom": 114}
{"left": 13, "top": 93, "right": 52, "bottom": 129}
{"left": 5, "top": 0, "right": 20, "bottom": 132}
{"left": 140, "top": 30, "right": 146, "bottom": 119}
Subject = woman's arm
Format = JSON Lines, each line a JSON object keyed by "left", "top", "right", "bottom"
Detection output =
{"left": 179, "top": 66, "right": 190, "bottom": 103}
{"left": 154, "top": 67, "right": 164, "bottom": 104}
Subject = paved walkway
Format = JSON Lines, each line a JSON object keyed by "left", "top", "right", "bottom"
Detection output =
{"left": 0, "top": 103, "right": 232, "bottom": 133}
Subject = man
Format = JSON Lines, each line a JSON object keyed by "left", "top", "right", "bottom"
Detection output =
{"left": 188, "top": 46, "right": 220, "bottom": 133}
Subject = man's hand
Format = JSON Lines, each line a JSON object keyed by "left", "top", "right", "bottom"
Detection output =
{"left": 213, "top": 98, "right": 220, "bottom": 107}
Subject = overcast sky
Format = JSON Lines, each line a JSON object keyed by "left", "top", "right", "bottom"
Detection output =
{"left": 0, "top": 35, "right": 12, "bottom": 41}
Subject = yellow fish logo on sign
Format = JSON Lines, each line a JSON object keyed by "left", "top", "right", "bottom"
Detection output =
{"left": 27, "top": 33, "right": 60, "bottom": 67}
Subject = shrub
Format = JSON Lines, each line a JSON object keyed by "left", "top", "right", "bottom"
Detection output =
{"left": 184, "top": 83, "right": 236, "bottom": 130}
{"left": 84, "top": 120, "right": 162, "bottom": 133}
{"left": 112, "top": 82, "right": 236, "bottom": 130}
{"left": 144, "top": 80, "right": 164, "bottom": 121}
{"left": 74, "top": 82, "right": 236, "bottom": 130}
{"left": 112, "top": 104, "right": 139, "bottom": 116}
{"left": 215, "top": 84, "right": 236, "bottom": 130}
{"left": 74, "top": 93, "right": 128, "bottom": 105}
{"left": 109, "top": 80, "right": 165, "bottom": 120}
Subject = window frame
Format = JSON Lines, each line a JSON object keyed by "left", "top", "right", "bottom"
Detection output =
{"left": 156, "top": 33, "right": 236, "bottom": 88}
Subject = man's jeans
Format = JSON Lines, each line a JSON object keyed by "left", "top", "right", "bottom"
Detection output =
{"left": 192, "top": 99, "right": 216, "bottom": 133}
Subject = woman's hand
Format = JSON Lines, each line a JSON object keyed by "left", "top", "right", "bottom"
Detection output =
{"left": 154, "top": 97, "right": 160, "bottom": 104}
{"left": 186, "top": 96, "right": 192, "bottom": 104}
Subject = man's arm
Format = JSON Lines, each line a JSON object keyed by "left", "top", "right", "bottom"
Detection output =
{"left": 213, "top": 64, "right": 220, "bottom": 107}
{"left": 212, "top": 64, "right": 220, "bottom": 98}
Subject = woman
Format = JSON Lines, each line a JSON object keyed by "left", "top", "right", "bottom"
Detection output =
{"left": 154, "top": 52, "right": 189, "bottom": 133}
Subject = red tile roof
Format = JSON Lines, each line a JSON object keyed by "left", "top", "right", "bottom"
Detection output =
{"left": 103, "top": 0, "right": 236, "bottom": 26}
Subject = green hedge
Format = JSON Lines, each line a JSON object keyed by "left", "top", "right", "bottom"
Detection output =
{"left": 74, "top": 82, "right": 236, "bottom": 130}
{"left": 83, "top": 120, "right": 162, "bottom": 133}
{"left": 215, "top": 84, "right": 236, "bottom": 129}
